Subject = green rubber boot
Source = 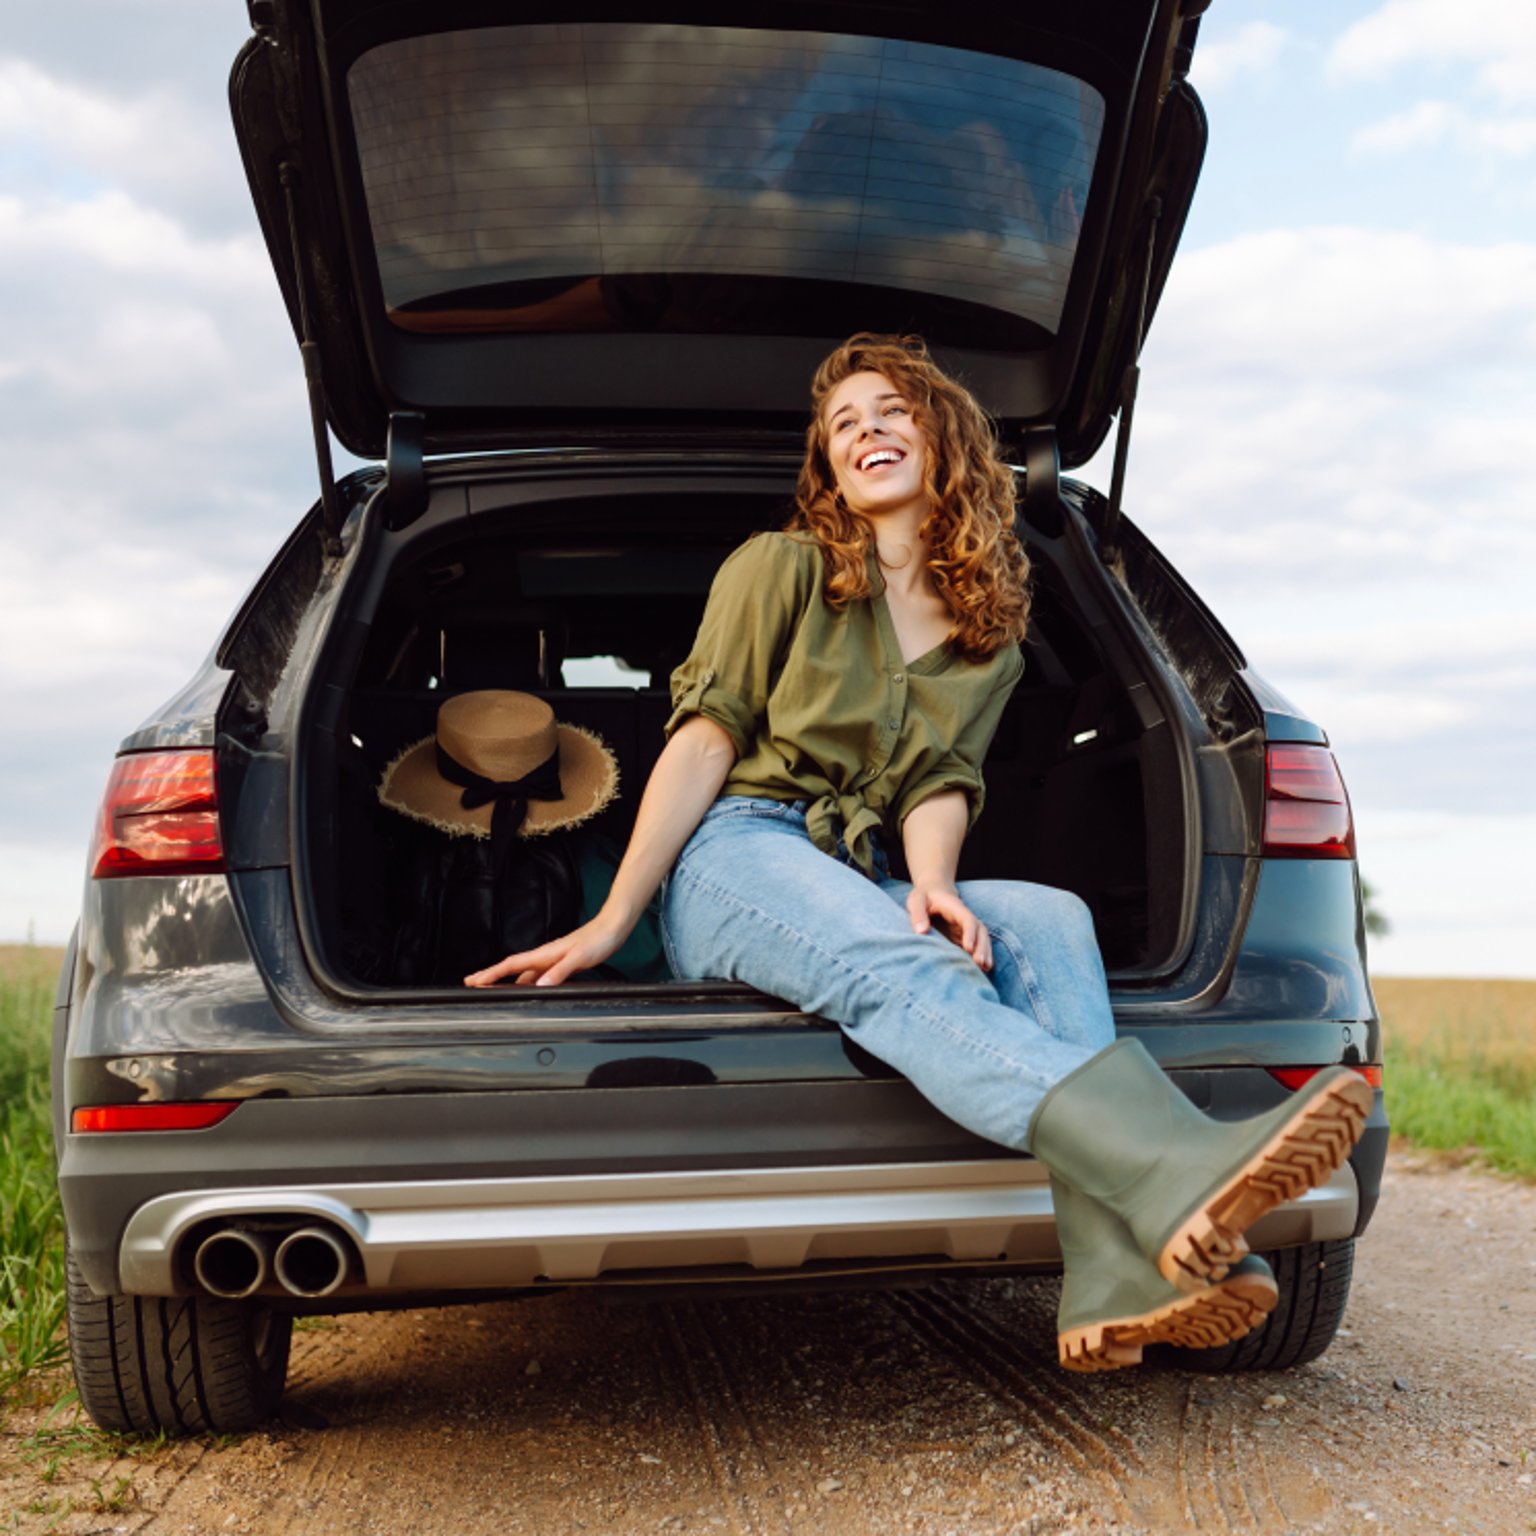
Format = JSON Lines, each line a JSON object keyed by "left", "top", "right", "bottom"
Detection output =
{"left": 1052, "top": 1175, "right": 1278, "bottom": 1372}
{"left": 1028, "top": 1038, "right": 1371, "bottom": 1293}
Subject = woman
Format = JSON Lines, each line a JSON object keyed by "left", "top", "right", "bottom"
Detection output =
{"left": 466, "top": 333, "right": 1370, "bottom": 1371}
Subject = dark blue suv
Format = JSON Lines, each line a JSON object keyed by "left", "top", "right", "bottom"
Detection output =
{"left": 54, "top": 0, "right": 1385, "bottom": 1434}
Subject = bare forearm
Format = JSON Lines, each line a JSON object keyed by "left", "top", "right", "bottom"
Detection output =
{"left": 902, "top": 790, "right": 969, "bottom": 890}
{"left": 900, "top": 790, "right": 990, "bottom": 969}
{"left": 600, "top": 715, "right": 736, "bottom": 927}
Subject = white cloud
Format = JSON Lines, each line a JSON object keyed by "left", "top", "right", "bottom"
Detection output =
{"left": 1355, "top": 100, "right": 1536, "bottom": 158}
{"left": 0, "top": 840, "right": 92, "bottom": 946}
{"left": 1353, "top": 811, "right": 1536, "bottom": 978}
{"left": 1328, "top": 0, "right": 1536, "bottom": 104}
{"left": 1353, "top": 100, "right": 1455, "bottom": 154}
{"left": 0, "top": 542, "right": 238, "bottom": 698}
{"left": 0, "top": 178, "right": 319, "bottom": 885}
{"left": 1148, "top": 228, "right": 1536, "bottom": 383}
{"left": 1190, "top": 22, "right": 1288, "bottom": 91}
{"left": 1245, "top": 611, "right": 1536, "bottom": 675}
{"left": 1273, "top": 689, "right": 1472, "bottom": 745}
{"left": 0, "top": 54, "right": 236, "bottom": 217}
{"left": 1077, "top": 222, "right": 1536, "bottom": 844}
{"left": 1112, "top": 226, "right": 1536, "bottom": 595}
{"left": 4, "top": 5, "right": 250, "bottom": 101}
{"left": 0, "top": 188, "right": 301, "bottom": 466}
{"left": 1469, "top": 115, "right": 1536, "bottom": 155}
{"left": 0, "top": 191, "right": 268, "bottom": 286}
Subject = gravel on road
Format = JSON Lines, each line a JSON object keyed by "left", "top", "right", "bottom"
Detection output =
{"left": 5, "top": 1154, "right": 1533, "bottom": 1536}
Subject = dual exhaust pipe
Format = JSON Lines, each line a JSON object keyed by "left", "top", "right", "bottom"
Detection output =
{"left": 191, "top": 1224, "right": 352, "bottom": 1299}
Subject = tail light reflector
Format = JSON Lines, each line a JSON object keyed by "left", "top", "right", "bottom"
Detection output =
{"left": 1263, "top": 743, "right": 1355, "bottom": 859}
{"left": 72, "top": 1102, "right": 239, "bottom": 1133}
{"left": 1267, "top": 1065, "right": 1382, "bottom": 1092}
{"left": 91, "top": 749, "right": 224, "bottom": 878}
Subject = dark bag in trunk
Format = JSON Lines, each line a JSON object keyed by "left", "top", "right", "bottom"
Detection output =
{"left": 390, "top": 829, "right": 583, "bottom": 986}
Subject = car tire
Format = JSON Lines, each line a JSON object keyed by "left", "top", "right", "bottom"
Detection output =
{"left": 66, "top": 1247, "right": 292, "bottom": 1434}
{"left": 1147, "top": 1238, "right": 1355, "bottom": 1373}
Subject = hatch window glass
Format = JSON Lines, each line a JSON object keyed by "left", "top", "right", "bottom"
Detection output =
{"left": 348, "top": 24, "right": 1105, "bottom": 346}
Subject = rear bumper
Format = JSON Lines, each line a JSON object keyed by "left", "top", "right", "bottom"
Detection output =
{"left": 115, "top": 1158, "right": 1361, "bottom": 1297}
{"left": 60, "top": 1080, "right": 1384, "bottom": 1298}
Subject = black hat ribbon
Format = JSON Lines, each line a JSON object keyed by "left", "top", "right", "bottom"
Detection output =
{"left": 434, "top": 741, "right": 563, "bottom": 875}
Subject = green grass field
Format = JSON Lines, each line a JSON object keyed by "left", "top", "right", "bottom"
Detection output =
{"left": 0, "top": 946, "right": 1532, "bottom": 1407}
{"left": 1372, "top": 976, "right": 1536, "bottom": 1180}
{"left": 0, "top": 946, "right": 68, "bottom": 1399}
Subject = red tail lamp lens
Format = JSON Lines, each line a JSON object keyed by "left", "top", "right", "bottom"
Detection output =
{"left": 1267, "top": 1065, "right": 1382, "bottom": 1092}
{"left": 91, "top": 749, "right": 224, "bottom": 878}
{"left": 1264, "top": 743, "right": 1355, "bottom": 859}
{"left": 71, "top": 1102, "right": 239, "bottom": 1133}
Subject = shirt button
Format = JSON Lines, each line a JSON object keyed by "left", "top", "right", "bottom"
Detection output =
{"left": 893, "top": 672, "right": 905, "bottom": 684}
{"left": 888, "top": 718, "right": 900, "bottom": 730}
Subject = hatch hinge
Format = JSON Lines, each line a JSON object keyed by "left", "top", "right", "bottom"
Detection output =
{"left": 1102, "top": 196, "right": 1164, "bottom": 567}
{"left": 1022, "top": 428, "right": 1062, "bottom": 538}
{"left": 385, "top": 411, "right": 429, "bottom": 530}
{"left": 245, "top": 0, "right": 277, "bottom": 43}
{"left": 278, "top": 162, "right": 344, "bottom": 557}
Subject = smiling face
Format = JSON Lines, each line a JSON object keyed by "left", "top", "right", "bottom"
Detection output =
{"left": 822, "top": 370, "right": 932, "bottom": 523}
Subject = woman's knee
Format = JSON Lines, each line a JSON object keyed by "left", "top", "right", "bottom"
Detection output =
{"left": 964, "top": 880, "right": 1095, "bottom": 941}
{"left": 1047, "top": 887, "right": 1098, "bottom": 949}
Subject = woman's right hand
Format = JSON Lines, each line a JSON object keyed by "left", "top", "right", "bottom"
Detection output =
{"left": 464, "top": 911, "right": 630, "bottom": 989}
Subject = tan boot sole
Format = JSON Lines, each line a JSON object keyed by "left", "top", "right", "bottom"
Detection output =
{"left": 1157, "top": 1071, "right": 1373, "bottom": 1294}
{"left": 1058, "top": 1265, "right": 1280, "bottom": 1373}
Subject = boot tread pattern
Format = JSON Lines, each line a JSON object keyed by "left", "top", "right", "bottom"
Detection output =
{"left": 1157, "top": 1072, "right": 1371, "bottom": 1294}
{"left": 1058, "top": 1271, "right": 1279, "bottom": 1373}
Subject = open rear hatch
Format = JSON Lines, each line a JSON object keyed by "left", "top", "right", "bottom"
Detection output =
{"left": 222, "top": 1, "right": 1224, "bottom": 1004}
{"left": 231, "top": 0, "right": 1209, "bottom": 467}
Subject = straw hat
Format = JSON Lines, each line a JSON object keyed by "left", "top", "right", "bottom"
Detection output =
{"left": 378, "top": 691, "right": 618, "bottom": 844}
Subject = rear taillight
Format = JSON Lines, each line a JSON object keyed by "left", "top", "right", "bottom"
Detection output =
{"left": 71, "top": 1102, "right": 239, "bottom": 1133}
{"left": 1267, "top": 1065, "right": 1382, "bottom": 1092}
{"left": 1263, "top": 743, "right": 1355, "bottom": 859}
{"left": 90, "top": 749, "right": 224, "bottom": 879}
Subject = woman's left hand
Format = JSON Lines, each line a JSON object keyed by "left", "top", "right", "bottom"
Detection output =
{"left": 906, "top": 883, "right": 993, "bottom": 972}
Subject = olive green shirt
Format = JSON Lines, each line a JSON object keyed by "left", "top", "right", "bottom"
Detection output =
{"left": 667, "top": 532, "right": 1024, "bottom": 875}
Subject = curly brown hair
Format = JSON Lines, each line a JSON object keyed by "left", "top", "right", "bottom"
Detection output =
{"left": 788, "top": 332, "right": 1029, "bottom": 661}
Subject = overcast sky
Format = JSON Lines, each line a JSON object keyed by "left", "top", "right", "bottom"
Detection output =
{"left": 2, "top": 0, "right": 1533, "bottom": 978}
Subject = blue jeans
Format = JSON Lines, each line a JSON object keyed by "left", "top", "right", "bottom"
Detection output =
{"left": 661, "top": 798, "right": 1116, "bottom": 1150}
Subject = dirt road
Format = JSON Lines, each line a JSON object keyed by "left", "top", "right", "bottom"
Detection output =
{"left": 6, "top": 1154, "right": 1534, "bottom": 1535}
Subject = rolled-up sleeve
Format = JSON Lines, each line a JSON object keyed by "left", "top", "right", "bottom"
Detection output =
{"left": 666, "top": 534, "right": 816, "bottom": 757}
{"left": 894, "top": 647, "right": 1024, "bottom": 832}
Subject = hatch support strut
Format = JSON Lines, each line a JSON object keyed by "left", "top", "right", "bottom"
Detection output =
{"left": 1101, "top": 197, "right": 1163, "bottom": 566}
{"left": 279, "top": 163, "right": 344, "bottom": 557}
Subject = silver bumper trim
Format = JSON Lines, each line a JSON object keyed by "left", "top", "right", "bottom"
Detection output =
{"left": 118, "top": 1158, "right": 1359, "bottom": 1296}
